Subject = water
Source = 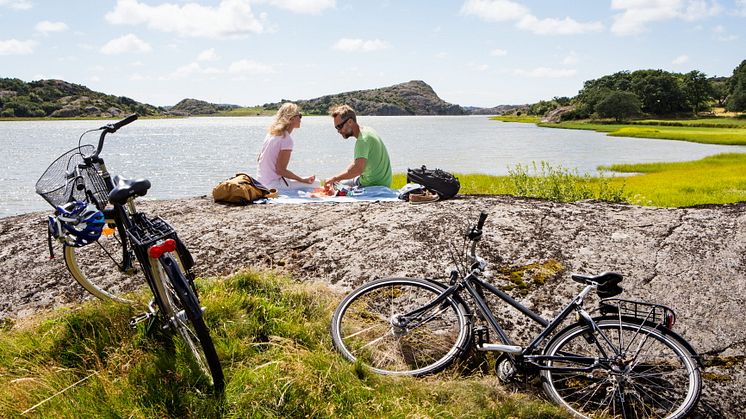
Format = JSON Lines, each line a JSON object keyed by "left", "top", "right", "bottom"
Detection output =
{"left": 2, "top": 116, "right": 744, "bottom": 218}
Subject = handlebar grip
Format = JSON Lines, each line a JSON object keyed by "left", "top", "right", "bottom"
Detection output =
{"left": 111, "top": 114, "right": 138, "bottom": 131}
{"left": 477, "top": 212, "right": 488, "bottom": 230}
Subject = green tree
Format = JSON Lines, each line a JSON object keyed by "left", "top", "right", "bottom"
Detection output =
{"left": 726, "top": 59, "right": 746, "bottom": 112}
{"left": 594, "top": 91, "right": 642, "bottom": 122}
{"left": 681, "top": 70, "right": 712, "bottom": 114}
{"left": 629, "top": 69, "right": 687, "bottom": 115}
{"left": 710, "top": 78, "right": 729, "bottom": 107}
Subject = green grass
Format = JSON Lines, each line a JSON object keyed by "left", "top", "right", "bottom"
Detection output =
{"left": 0, "top": 271, "right": 567, "bottom": 418}
{"left": 490, "top": 115, "right": 541, "bottom": 123}
{"left": 535, "top": 119, "right": 746, "bottom": 145}
{"left": 602, "top": 153, "right": 746, "bottom": 207}
{"left": 214, "top": 107, "right": 276, "bottom": 117}
{"left": 394, "top": 154, "right": 746, "bottom": 207}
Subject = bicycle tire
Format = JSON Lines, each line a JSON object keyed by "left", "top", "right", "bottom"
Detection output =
{"left": 541, "top": 318, "right": 701, "bottom": 419}
{"left": 330, "top": 277, "right": 470, "bottom": 376}
{"left": 64, "top": 228, "right": 138, "bottom": 305}
{"left": 154, "top": 253, "right": 224, "bottom": 392}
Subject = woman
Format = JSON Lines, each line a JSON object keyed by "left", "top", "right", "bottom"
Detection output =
{"left": 256, "top": 102, "right": 316, "bottom": 190}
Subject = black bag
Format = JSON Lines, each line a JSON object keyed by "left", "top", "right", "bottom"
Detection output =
{"left": 406, "top": 165, "right": 460, "bottom": 200}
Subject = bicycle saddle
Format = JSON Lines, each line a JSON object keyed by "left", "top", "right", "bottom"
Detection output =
{"left": 108, "top": 175, "right": 151, "bottom": 205}
{"left": 571, "top": 272, "right": 623, "bottom": 298}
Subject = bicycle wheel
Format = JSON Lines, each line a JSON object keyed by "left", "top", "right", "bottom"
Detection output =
{"left": 64, "top": 226, "right": 138, "bottom": 304}
{"left": 330, "top": 278, "right": 470, "bottom": 376}
{"left": 154, "top": 254, "right": 224, "bottom": 392}
{"left": 541, "top": 318, "right": 701, "bottom": 419}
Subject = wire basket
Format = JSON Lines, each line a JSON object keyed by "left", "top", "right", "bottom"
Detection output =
{"left": 599, "top": 298, "right": 676, "bottom": 329}
{"left": 127, "top": 214, "right": 177, "bottom": 249}
{"left": 35, "top": 145, "right": 110, "bottom": 210}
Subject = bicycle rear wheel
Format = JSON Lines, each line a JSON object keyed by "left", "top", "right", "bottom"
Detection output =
{"left": 64, "top": 226, "right": 138, "bottom": 304}
{"left": 154, "top": 253, "right": 224, "bottom": 392}
{"left": 330, "top": 277, "right": 470, "bottom": 376}
{"left": 541, "top": 318, "right": 701, "bottom": 419}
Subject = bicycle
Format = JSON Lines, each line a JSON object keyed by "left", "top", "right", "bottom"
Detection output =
{"left": 36, "top": 114, "right": 224, "bottom": 392}
{"left": 330, "top": 212, "right": 703, "bottom": 418}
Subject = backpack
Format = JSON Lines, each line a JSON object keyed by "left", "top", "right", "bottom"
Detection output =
{"left": 406, "top": 166, "right": 460, "bottom": 200}
{"left": 212, "top": 173, "right": 276, "bottom": 205}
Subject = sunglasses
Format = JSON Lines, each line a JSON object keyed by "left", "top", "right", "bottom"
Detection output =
{"left": 335, "top": 117, "right": 352, "bottom": 130}
{"left": 294, "top": 114, "right": 302, "bottom": 119}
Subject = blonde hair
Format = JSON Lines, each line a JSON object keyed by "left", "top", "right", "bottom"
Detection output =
{"left": 268, "top": 102, "right": 300, "bottom": 136}
{"left": 329, "top": 104, "right": 356, "bottom": 121}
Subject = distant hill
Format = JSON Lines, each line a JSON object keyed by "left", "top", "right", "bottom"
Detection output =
{"left": 0, "top": 78, "right": 161, "bottom": 118}
{"left": 167, "top": 98, "right": 240, "bottom": 116}
{"left": 264, "top": 80, "right": 466, "bottom": 116}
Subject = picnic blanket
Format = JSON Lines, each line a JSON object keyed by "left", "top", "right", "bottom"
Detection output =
{"left": 267, "top": 185, "right": 402, "bottom": 204}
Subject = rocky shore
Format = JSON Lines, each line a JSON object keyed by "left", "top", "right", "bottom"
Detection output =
{"left": 1, "top": 195, "right": 744, "bottom": 416}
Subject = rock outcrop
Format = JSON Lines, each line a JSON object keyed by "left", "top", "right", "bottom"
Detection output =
{"left": 0, "top": 196, "right": 744, "bottom": 417}
{"left": 540, "top": 105, "right": 576, "bottom": 123}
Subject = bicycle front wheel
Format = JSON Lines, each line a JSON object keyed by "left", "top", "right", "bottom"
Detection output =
{"left": 541, "top": 318, "right": 701, "bottom": 419}
{"left": 64, "top": 228, "right": 138, "bottom": 304}
{"left": 330, "top": 278, "right": 470, "bottom": 376}
{"left": 154, "top": 254, "right": 224, "bottom": 392}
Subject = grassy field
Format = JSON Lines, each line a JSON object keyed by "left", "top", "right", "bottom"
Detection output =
{"left": 0, "top": 271, "right": 567, "bottom": 418}
{"left": 393, "top": 153, "right": 746, "bottom": 207}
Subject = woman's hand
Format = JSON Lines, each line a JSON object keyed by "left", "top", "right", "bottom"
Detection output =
{"left": 301, "top": 175, "right": 316, "bottom": 184}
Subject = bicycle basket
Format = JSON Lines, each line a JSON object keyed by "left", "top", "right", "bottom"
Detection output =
{"left": 599, "top": 298, "right": 676, "bottom": 329}
{"left": 36, "top": 145, "right": 110, "bottom": 210}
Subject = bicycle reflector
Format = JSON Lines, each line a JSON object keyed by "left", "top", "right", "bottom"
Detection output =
{"left": 148, "top": 239, "right": 177, "bottom": 259}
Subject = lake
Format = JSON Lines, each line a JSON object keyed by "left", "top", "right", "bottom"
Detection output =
{"left": 2, "top": 115, "right": 744, "bottom": 218}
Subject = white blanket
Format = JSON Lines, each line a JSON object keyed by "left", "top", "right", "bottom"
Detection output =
{"left": 267, "top": 186, "right": 402, "bottom": 204}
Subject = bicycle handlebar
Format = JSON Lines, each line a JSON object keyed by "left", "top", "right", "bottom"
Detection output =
{"left": 91, "top": 114, "right": 139, "bottom": 160}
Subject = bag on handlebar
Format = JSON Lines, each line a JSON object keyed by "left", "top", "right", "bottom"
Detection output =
{"left": 212, "top": 173, "right": 277, "bottom": 205}
{"left": 406, "top": 166, "right": 460, "bottom": 200}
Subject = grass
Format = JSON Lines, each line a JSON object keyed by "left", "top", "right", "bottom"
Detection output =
{"left": 0, "top": 271, "right": 567, "bottom": 418}
{"left": 393, "top": 154, "right": 746, "bottom": 207}
{"left": 490, "top": 115, "right": 541, "bottom": 123}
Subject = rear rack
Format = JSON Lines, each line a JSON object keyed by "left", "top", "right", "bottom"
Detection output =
{"left": 599, "top": 298, "right": 676, "bottom": 329}
{"left": 127, "top": 214, "right": 177, "bottom": 249}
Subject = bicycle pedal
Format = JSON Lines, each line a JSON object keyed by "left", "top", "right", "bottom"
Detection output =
{"left": 129, "top": 311, "right": 154, "bottom": 328}
{"left": 473, "top": 326, "right": 489, "bottom": 345}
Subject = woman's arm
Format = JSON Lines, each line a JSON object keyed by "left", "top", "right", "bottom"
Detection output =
{"left": 275, "top": 149, "right": 314, "bottom": 183}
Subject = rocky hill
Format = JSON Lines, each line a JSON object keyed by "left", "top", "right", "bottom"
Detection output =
{"left": 265, "top": 80, "right": 466, "bottom": 115}
{"left": 0, "top": 78, "right": 162, "bottom": 118}
{"left": 167, "top": 98, "right": 240, "bottom": 116}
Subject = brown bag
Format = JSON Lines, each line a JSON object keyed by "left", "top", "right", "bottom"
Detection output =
{"left": 212, "top": 173, "right": 277, "bottom": 205}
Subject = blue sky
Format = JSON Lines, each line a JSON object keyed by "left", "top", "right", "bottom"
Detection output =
{"left": 1, "top": 0, "right": 745, "bottom": 107}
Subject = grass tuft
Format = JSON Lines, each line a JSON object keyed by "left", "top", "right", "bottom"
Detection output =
{"left": 0, "top": 270, "right": 568, "bottom": 418}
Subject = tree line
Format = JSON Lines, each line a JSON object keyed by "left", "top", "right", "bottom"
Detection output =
{"left": 523, "top": 59, "right": 746, "bottom": 122}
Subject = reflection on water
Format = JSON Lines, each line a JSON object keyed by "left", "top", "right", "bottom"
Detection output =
{"left": 1, "top": 116, "right": 743, "bottom": 217}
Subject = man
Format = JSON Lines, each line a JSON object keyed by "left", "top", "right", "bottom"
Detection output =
{"left": 325, "top": 104, "right": 392, "bottom": 188}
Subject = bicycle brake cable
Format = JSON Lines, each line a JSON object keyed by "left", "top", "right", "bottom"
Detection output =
{"left": 78, "top": 128, "right": 101, "bottom": 156}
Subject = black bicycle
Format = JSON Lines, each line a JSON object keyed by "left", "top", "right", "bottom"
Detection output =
{"left": 36, "top": 114, "right": 224, "bottom": 392}
{"left": 330, "top": 212, "right": 702, "bottom": 418}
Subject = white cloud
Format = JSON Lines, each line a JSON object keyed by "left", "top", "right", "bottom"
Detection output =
{"left": 514, "top": 67, "right": 577, "bottom": 78}
{"left": 0, "top": 39, "right": 36, "bottom": 55}
{"left": 435, "top": 51, "right": 448, "bottom": 59}
{"left": 105, "top": 0, "right": 267, "bottom": 39}
{"left": 100, "top": 34, "right": 152, "bottom": 55}
{"left": 197, "top": 48, "right": 220, "bottom": 62}
{"left": 517, "top": 15, "right": 603, "bottom": 35}
{"left": 713, "top": 25, "right": 739, "bottom": 41}
{"left": 460, "top": 0, "right": 529, "bottom": 22}
{"left": 490, "top": 48, "right": 507, "bottom": 56}
{"left": 35, "top": 21, "right": 68, "bottom": 34}
{"left": 0, "top": 0, "right": 32, "bottom": 10}
{"left": 736, "top": 0, "right": 746, "bottom": 16}
{"left": 461, "top": 0, "right": 602, "bottom": 35}
{"left": 611, "top": 0, "right": 722, "bottom": 36}
{"left": 332, "top": 38, "right": 390, "bottom": 52}
{"left": 563, "top": 51, "right": 579, "bottom": 65}
{"left": 228, "top": 59, "right": 274, "bottom": 75}
{"left": 261, "top": 0, "right": 335, "bottom": 14}
{"left": 672, "top": 54, "right": 689, "bottom": 64}
{"left": 166, "top": 62, "right": 224, "bottom": 79}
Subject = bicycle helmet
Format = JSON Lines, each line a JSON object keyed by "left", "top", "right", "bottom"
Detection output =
{"left": 48, "top": 200, "right": 105, "bottom": 247}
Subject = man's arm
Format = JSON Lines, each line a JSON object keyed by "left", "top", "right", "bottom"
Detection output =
{"left": 327, "top": 158, "right": 366, "bottom": 185}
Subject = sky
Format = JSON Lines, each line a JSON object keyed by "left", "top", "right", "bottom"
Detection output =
{"left": 1, "top": 0, "right": 745, "bottom": 108}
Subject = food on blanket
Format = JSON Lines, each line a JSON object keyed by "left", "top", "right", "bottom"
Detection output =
{"left": 307, "top": 186, "right": 337, "bottom": 198}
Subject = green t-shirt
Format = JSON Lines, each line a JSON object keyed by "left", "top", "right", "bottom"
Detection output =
{"left": 354, "top": 126, "right": 392, "bottom": 187}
